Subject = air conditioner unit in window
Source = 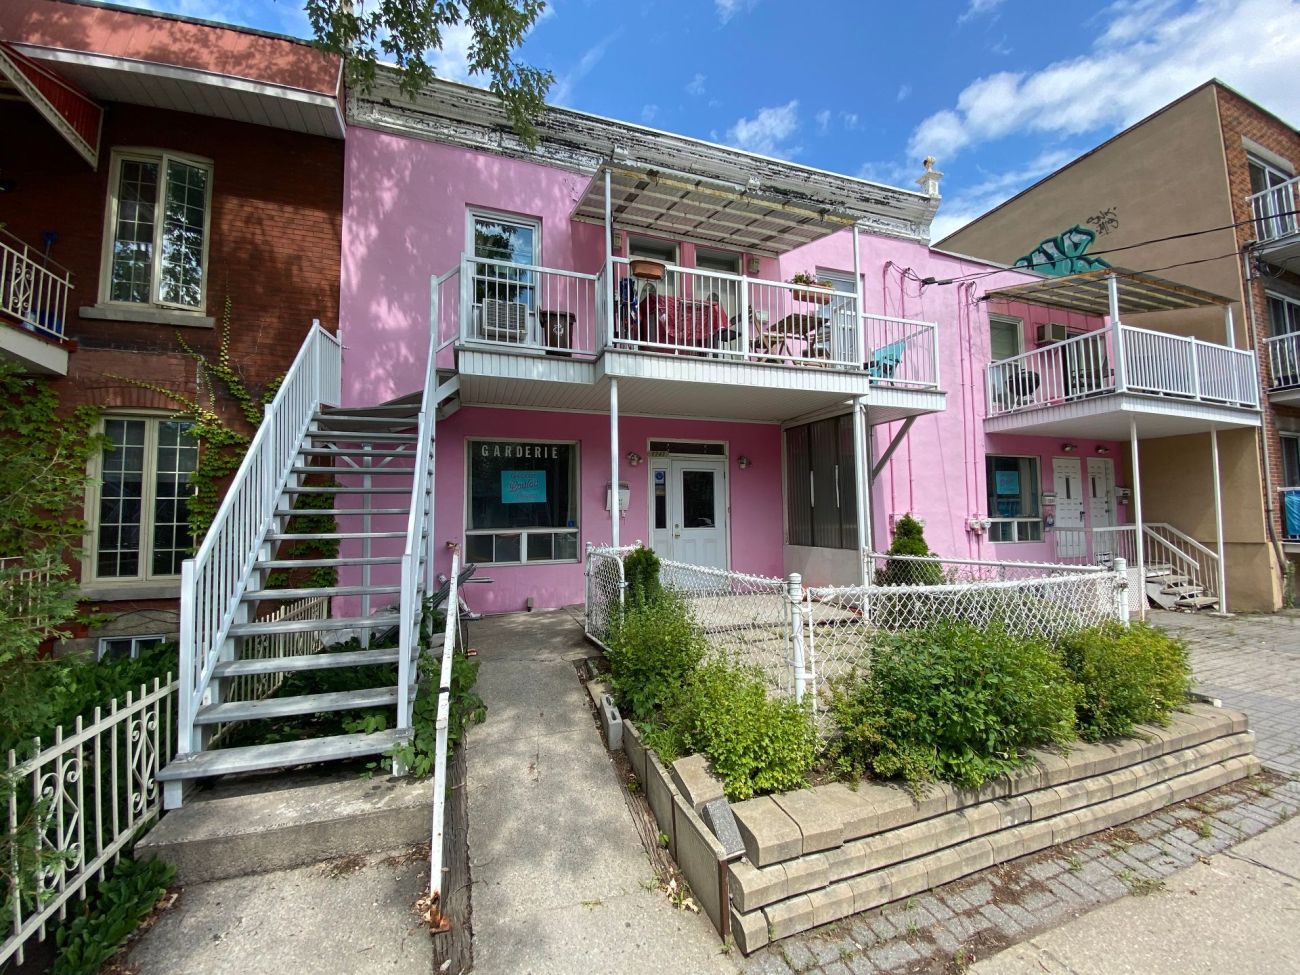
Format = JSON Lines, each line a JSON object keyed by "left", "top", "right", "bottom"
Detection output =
{"left": 480, "top": 299, "right": 529, "bottom": 342}
{"left": 1036, "top": 322, "right": 1071, "bottom": 344}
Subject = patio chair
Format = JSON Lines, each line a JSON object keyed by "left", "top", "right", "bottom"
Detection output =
{"left": 866, "top": 341, "right": 906, "bottom": 379}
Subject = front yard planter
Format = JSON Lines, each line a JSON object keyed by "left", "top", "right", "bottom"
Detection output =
{"left": 625, "top": 703, "right": 1257, "bottom": 954}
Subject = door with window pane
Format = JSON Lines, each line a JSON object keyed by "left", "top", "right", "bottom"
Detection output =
{"left": 471, "top": 214, "right": 538, "bottom": 344}
{"left": 668, "top": 459, "right": 727, "bottom": 570}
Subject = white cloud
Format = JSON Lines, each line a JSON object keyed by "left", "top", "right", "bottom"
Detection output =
{"left": 641, "top": 103, "right": 659, "bottom": 124}
{"left": 430, "top": 22, "right": 475, "bottom": 82}
{"left": 897, "top": 84, "right": 912, "bottom": 102}
{"left": 910, "top": 0, "right": 1300, "bottom": 164}
{"left": 841, "top": 111, "right": 860, "bottom": 130}
{"left": 929, "top": 148, "right": 1081, "bottom": 241}
{"left": 815, "top": 108, "right": 832, "bottom": 134}
{"left": 958, "top": 0, "right": 1007, "bottom": 24}
{"left": 727, "top": 100, "right": 800, "bottom": 157}
{"left": 715, "top": 0, "right": 758, "bottom": 22}
{"left": 551, "top": 30, "right": 621, "bottom": 106}
{"left": 686, "top": 73, "right": 707, "bottom": 96}
{"left": 858, "top": 159, "right": 915, "bottom": 187}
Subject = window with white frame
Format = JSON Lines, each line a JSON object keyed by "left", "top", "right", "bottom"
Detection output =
{"left": 1268, "top": 292, "right": 1300, "bottom": 336}
{"left": 102, "top": 151, "right": 212, "bottom": 311}
{"left": 97, "top": 634, "right": 168, "bottom": 662}
{"left": 1282, "top": 435, "right": 1300, "bottom": 488}
{"left": 989, "top": 315, "right": 1023, "bottom": 361}
{"left": 465, "top": 439, "right": 579, "bottom": 564}
{"left": 89, "top": 416, "right": 199, "bottom": 582}
{"left": 986, "top": 455, "right": 1042, "bottom": 542}
{"left": 467, "top": 210, "right": 541, "bottom": 344}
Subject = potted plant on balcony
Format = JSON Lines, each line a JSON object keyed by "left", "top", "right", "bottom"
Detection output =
{"left": 629, "top": 257, "right": 666, "bottom": 281}
{"left": 790, "top": 270, "right": 834, "bottom": 304}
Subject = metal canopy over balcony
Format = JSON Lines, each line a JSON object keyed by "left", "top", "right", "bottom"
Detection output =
{"left": 571, "top": 161, "right": 857, "bottom": 257}
{"left": 984, "top": 267, "right": 1231, "bottom": 317}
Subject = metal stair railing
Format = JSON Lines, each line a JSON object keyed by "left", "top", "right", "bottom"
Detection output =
{"left": 176, "top": 323, "right": 341, "bottom": 770}
{"left": 426, "top": 553, "right": 460, "bottom": 931}
{"left": 1143, "top": 522, "right": 1220, "bottom": 599}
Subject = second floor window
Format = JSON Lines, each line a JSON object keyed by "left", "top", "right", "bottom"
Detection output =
{"left": 989, "top": 316, "right": 1022, "bottom": 361}
{"left": 104, "top": 151, "right": 212, "bottom": 311}
{"left": 1268, "top": 293, "right": 1300, "bottom": 336}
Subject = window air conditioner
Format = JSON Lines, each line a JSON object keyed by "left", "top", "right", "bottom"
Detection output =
{"left": 480, "top": 299, "right": 529, "bottom": 342}
{"left": 1036, "top": 322, "right": 1070, "bottom": 344}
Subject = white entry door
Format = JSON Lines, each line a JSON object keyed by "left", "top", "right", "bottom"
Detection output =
{"left": 652, "top": 458, "right": 728, "bottom": 570}
{"left": 1052, "top": 457, "right": 1085, "bottom": 558}
{"left": 1087, "top": 457, "right": 1116, "bottom": 563}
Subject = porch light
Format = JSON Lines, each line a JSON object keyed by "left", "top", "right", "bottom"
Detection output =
{"left": 737, "top": 456, "right": 752, "bottom": 470}
{"left": 1095, "top": 445, "right": 1111, "bottom": 454}
{"left": 1061, "top": 443, "right": 1078, "bottom": 452}
{"left": 626, "top": 451, "right": 643, "bottom": 466}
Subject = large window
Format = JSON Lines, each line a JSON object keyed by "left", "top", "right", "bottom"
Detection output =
{"left": 102, "top": 151, "right": 212, "bottom": 311}
{"left": 785, "top": 415, "right": 857, "bottom": 550}
{"left": 1249, "top": 154, "right": 1297, "bottom": 241}
{"left": 468, "top": 211, "right": 540, "bottom": 343}
{"left": 1268, "top": 293, "right": 1300, "bottom": 336}
{"left": 986, "top": 455, "right": 1042, "bottom": 542}
{"left": 90, "top": 416, "right": 199, "bottom": 582}
{"left": 989, "top": 316, "right": 1022, "bottom": 361}
{"left": 1282, "top": 435, "right": 1300, "bottom": 488}
{"left": 465, "top": 439, "right": 579, "bottom": 564}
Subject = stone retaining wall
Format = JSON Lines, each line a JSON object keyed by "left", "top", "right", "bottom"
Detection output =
{"left": 621, "top": 702, "right": 1257, "bottom": 954}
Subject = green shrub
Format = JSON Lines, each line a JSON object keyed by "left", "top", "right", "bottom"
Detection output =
{"left": 650, "top": 658, "right": 817, "bottom": 801}
{"left": 53, "top": 856, "right": 175, "bottom": 975}
{"left": 1057, "top": 622, "right": 1191, "bottom": 741}
{"left": 623, "top": 546, "right": 664, "bottom": 608}
{"left": 879, "top": 514, "right": 943, "bottom": 586}
{"left": 606, "top": 594, "right": 705, "bottom": 721}
{"left": 829, "top": 622, "right": 1078, "bottom": 789}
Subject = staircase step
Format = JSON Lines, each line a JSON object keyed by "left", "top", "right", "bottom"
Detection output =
{"left": 298, "top": 447, "right": 414, "bottom": 458}
{"left": 256, "top": 556, "right": 403, "bottom": 569}
{"left": 1176, "top": 595, "right": 1220, "bottom": 609}
{"left": 157, "top": 730, "right": 404, "bottom": 783}
{"left": 314, "top": 414, "right": 416, "bottom": 426}
{"left": 1161, "top": 584, "right": 1203, "bottom": 596}
{"left": 289, "top": 466, "right": 417, "bottom": 476}
{"left": 229, "top": 613, "right": 399, "bottom": 638}
{"left": 306, "top": 430, "right": 418, "bottom": 442}
{"left": 242, "top": 584, "right": 402, "bottom": 601}
{"left": 275, "top": 508, "right": 410, "bottom": 517}
{"left": 213, "top": 647, "right": 400, "bottom": 677}
{"left": 283, "top": 485, "right": 411, "bottom": 494}
{"left": 267, "top": 531, "right": 408, "bottom": 541}
{"left": 194, "top": 686, "right": 400, "bottom": 725}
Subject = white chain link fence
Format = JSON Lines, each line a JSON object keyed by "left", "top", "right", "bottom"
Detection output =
{"left": 585, "top": 546, "right": 1129, "bottom": 725}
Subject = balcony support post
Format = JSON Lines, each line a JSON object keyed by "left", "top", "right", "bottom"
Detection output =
{"left": 1224, "top": 304, "right": 1235, "bottom": 349}
{"left": 852, "top": 225, "right": 865, "bottom": 367}
{"left": 604, "top": 169, "right": 615, "bottom": 350}
{"left": 1210, "top": 424, "right": 1228, "bottom": 614}
{"left": 1108, "top": 275, "right": 1128, "bottom": 393}
{"left": 1129, "top": 416, "right": 1146, "bottom": 621}
{"left": 852, "top": 396, "right": 868, "bottom": 585}
{"left": 609, "top": 377, "right": 620, "bottom": 552}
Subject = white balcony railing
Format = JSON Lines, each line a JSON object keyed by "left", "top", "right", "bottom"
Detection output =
{"left": 1266, "top": 332, "right": 1300, "bottom": 391}
{"left": 450, "top": 254, "right": 941, "bottom": 388}
{"left": 986, "top": 324, "right": 1258, "bottom": 417}
{"left": 0, "top": 230, "right": 72, "bottom": 340}
{"left": 1251, "top": 174, "right": 1299, "bottom": 245}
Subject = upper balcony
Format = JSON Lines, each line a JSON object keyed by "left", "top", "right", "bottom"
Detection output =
{"left": 983, "top": 270, "right": 1260, "bottom": 439}
{"left": 1249, "top": 173, "right": 1300, "bottom": 274}
{"left": 0, "top": 228, "right": 73, "bottom": 375}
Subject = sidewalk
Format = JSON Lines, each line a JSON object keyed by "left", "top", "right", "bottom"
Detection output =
{"left": 464, "top": 610, "right": 738, "bottom": 975}
{"left": 973, "top": 812, "right": 1300, "bottom": 974}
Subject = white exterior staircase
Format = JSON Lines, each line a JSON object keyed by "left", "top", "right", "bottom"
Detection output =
{"left": 160, "top": 324, "right": 457, "bottom": 807}
{"left": 1144, "top": 563, "right": 1219, "bottom": 612}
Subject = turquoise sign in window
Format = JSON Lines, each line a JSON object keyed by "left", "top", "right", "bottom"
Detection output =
{"left": 502, "top": 470, "right": 546, "bottom": 504}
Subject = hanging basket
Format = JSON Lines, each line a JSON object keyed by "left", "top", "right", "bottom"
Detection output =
{"left": 629, "top": 259, "right": 666, "bottom": 281}
{"left": 792, "top": 284, "right": 834, "bottom": 304}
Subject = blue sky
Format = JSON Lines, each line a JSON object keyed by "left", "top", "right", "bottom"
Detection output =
{"left": 121, "top": 0, "right": 1300, "bottom": 240}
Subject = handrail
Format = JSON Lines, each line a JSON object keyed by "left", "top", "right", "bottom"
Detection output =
{"left": 177, "top": 323, "right": 341, "bottom": 760}
{"left": 428, "top": 553, "right": 459, "bottom": 928}
{"left": 1145, "top": 521, "right": 1218, "bottom": 560}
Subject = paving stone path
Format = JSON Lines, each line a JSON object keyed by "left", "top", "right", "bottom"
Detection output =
{"left": 740, "top": 772, "right": 1299, "bottom": 975}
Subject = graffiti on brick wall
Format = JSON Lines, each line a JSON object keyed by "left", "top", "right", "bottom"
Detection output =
{"left": 1013, "top": 225, "right": 1111, "bottom": 276}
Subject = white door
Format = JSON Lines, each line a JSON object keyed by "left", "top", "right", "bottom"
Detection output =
{"left": 1052, "top": 457, "right": 1085, "bottom": 558}
{"left": 665, "top": 458, "right": 728, "bottom": 569}
{"left": 1087, "top": 457, "right": 1116, "bottom": 563}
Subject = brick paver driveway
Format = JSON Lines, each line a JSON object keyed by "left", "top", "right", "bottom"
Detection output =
{"left": 1154, "top": 610, "right": 1300, "bottom": 775}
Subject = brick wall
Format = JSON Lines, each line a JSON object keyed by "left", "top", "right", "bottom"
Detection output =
{"left": 1, "top": 96, "right": 343, "bottom": 639}
{"left": 1217, "top": 86, "right": 1300, "bottom": 545}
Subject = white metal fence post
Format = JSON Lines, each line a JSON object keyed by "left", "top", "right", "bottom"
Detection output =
{"left": 1113, "top": 557, "right": 1129, "bottom": 622}
{"left": 787, "top": 572, "right": 806, "bottom": 703}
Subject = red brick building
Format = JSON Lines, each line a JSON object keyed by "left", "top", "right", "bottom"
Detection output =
{"left": 0, "top": 0, "right": 344, "bottom": 654}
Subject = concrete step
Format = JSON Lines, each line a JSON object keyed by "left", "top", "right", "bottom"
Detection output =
{"left": 213, "top": 647, "right": 399, "bottom": 678}
{"left": 142, "top": 767, "right": 429, "bottom": 883}
{"left": 1176, "top": 595, "right": 1220, "bottom": 610}
{"left": 229, "top": 613, "right": 399, "bottom": 638}
{"left": 194, "top": 686, "right": 399, "bottom": 725}
{"left": 241, "top": 584, "right": 402, "bottom": 601}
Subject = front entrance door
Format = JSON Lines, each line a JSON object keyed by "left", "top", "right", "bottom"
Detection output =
{"left": 649, "top": 457, "right": 728, "bottom": 569}
{"left": 1087, "top": 457, "right": 1116, "bottom": 563}
{"left": 1052, "top": 457, "right": 1085, "bottom": 559}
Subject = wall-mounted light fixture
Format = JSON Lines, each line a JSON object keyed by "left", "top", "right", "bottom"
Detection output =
{"left": 1061, "top": 443, "right": 1078, "bottom": 453}
{"left": 746, "top": 255, "right": 761, "bottom": 276}
{"left": 626, "top": 451, "right": 643, "bottom": 467}
{"left": 737, "top": 455, "right": 753, "bottom": 470}
{"left": 1095, "top": 445, "right": 1111, "bottom": 454}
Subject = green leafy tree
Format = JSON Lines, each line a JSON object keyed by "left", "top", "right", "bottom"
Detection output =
{"left": 306, "top": 0, "right": 554, "bottom": 143}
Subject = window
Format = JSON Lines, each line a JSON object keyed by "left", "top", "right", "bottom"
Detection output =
{"left": 1282, "top": 435, "right": 1300, "bottom": 488}
{"left": 468, "top": 211, "right": 540, "bottom": 343}
{"left": 629, "top": 236, "right": 680, "bottom": 297}
{"left": 694, "top": 248, "right": 740, "bottom": 275}
{"left": 989, "top": 316, "right": 1022, "bottom": 361}
{"left": 785, "top": 415, "right": 858, "bottom": 550}
{"left": 89, "top": 416, "right": 199, "bottom": 581}
{"left": 1249, "top": 154, "right": 1296, "bottom": 241}
{"left": 986, "top": 455, "right": 1042, "bottom": 542}
{"left": 465, "top": 439, "right": 579, "bottom": 564}
{"left": 97, "top": 634, "right": 167, "bottom": 662}
{"left": 1268, "top": 292, "right": 1300, "bottom": 336}
{"left": 103, "top": 151, "right": 212, "bottom": 311}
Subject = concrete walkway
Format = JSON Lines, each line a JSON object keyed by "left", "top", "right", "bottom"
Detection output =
{"left": 464, "top": 610, "right": 738, "bottom": 975}
{"left": 972, "top": 811, "right": 1300, "bottom": 974}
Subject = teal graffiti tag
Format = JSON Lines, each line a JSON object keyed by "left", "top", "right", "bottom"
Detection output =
{"left": 1013, "top": 225, "right": 1111, "bottom": 276}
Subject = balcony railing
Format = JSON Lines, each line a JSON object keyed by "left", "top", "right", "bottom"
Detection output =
{"left": 1266, "top": 332, "right": 1300, "bottom": 391}
{"left": 1281, "top": 487, "right": 1300, "bottom": 542}
{"left": 986, "top": 323, "right": 1258, "bottom": 418}
{"left": 1251, "top": 174, "right": 1300, "bottom": 245}
{"left": 453, "top": 254, "right": 941, "bottom": 388}
{"left": 0, "top": 229, "right": 72, "bottom": 341}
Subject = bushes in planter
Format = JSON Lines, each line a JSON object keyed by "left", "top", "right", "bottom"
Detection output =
{"left": 605, "top": 593, "right": 706, "bottom": 721}
{"left": 1058, "top": 621, "right": 1191, "bottom": 741}
{"left": 828, "top": 622, "right": 1078, "bottom": 789}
